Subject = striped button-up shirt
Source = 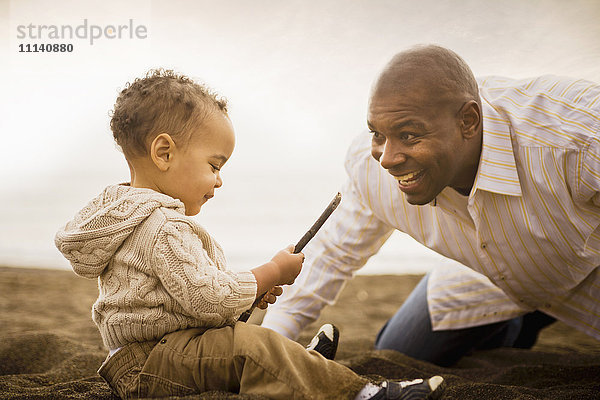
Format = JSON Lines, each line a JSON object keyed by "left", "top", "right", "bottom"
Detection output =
{"left": 262, "top": 75, "right": 600, "bottom": 340}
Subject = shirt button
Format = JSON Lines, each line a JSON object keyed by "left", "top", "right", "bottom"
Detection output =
{"left": 499, "top": 275, "right": 505, "bottom": 281}
{"left": 481, "top": 242, "right": 487, "bottom": 249}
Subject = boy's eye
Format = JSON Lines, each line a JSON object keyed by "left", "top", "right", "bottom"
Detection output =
{"left": 210, "top": 164, "right": 221, "bottom": 172}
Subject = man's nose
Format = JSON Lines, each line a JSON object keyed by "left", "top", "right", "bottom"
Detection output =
{"left": 372, "top": 141, "right": 407, "bottom": 170}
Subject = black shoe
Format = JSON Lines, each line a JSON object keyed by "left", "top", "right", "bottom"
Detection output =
{"left": 306, "top": 323, "right": 339, "bottom": 360}
{"left": 370, "top": 376, "right": 445, "bottom": 400}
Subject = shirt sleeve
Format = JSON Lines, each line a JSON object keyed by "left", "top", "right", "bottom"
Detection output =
{"left": 262, "top": 137, "right": 394, "bottom": 339}
{"left": 151, "top": 218, "right": 257, "bottom": 321}
{"left": 579, "top": 135, "right": 600, "bottom": 206}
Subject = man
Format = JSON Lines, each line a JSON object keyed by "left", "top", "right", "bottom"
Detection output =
{"left": 262, "top": 45, "right": 600, "bottom": 366}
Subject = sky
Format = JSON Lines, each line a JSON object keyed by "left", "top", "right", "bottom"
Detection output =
{"left": 1, "top": 0, "right": 599, "bottom": 274}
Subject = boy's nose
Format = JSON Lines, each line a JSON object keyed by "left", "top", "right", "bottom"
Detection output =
{"left": 215, "top": 172, "right": 223, "bottom": 188}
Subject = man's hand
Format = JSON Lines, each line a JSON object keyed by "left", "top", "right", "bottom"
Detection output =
{"left": 257, "top": 285, "right": 284, "bottom": 310}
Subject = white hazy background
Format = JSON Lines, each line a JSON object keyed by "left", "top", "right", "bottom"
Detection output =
{"left": 1, "top": 0, "right": 599, "bottom": 275}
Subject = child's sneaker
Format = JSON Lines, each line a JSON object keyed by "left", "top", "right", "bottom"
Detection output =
{"left": 306, "top": 323, "right": 339, "bottom": 360}
{"left": 369, "top": 376, "right": 445, "bottom": 400}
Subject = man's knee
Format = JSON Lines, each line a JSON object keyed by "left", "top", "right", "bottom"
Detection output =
{"left": 374, "top": 274, "right": 432, "bottom": 352}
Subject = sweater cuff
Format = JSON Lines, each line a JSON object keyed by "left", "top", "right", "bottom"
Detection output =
{"left": 235, "top": 270, "right": 258, "bottom": 313}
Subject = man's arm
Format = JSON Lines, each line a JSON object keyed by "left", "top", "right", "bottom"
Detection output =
{"left": 262, "top": 173, "right": 394, "bottom": 339}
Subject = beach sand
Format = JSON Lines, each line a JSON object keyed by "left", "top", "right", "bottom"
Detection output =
{"left": 1, "top": 266, "right": 599, "bottom": 399}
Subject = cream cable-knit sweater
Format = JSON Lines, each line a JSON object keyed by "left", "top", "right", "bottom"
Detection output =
{"left": 55, "top": 184, "right": 257, "bottom": 350}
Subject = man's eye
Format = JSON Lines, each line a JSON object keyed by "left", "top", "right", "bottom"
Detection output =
{"left": 370, "top": 130, "right": 383, "bottom": 140}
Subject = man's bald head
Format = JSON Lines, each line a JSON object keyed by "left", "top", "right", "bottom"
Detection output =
{"left": 373, "top": 45, "right": 480, "bottom": 109}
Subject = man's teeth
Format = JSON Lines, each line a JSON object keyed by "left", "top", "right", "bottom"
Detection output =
{"left": 397, "top": 171, "right": 421, "bottom": 183}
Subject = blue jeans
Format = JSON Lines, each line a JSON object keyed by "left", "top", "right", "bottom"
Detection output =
{"left": 374, "top": 273, "right": 556, "bottom": 367}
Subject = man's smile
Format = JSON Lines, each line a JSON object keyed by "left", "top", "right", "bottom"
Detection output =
{"left": 393, "top": 169, "right": 425, "bottom": 188}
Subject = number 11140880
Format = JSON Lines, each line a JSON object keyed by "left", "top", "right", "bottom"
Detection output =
{"left": 19, "top": 43, "right": 74, "bottom": 53}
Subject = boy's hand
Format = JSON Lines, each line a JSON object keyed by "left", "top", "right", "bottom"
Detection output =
{"left": 271, "top": 245, "right": 304, "bottom": 285}
{"left": 256, "top": 285, "right": 284, "bottom": 310}
{"left": 250, "top": 245, "right": 304, "bottom": 301}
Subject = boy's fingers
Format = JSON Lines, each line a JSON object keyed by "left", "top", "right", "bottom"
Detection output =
{"left": 263, "top": 294, "right": 276, "bottom": 303}
{"left": 271, "top": 286, "right": 283, "bottom": 296}
{"left": 257, "top": 299, "right": 269, "bottom": 309}
{"left": 256, "top": 293, "right": 278, "bottom": 309}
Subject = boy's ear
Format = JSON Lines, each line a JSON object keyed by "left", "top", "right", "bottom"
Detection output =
{"left": 150, "top": 133, "right": 176, "bottom": 171}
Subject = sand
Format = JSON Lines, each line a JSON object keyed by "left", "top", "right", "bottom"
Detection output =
{"left": 1, "top": 266, "right": 599, "bottom": 399}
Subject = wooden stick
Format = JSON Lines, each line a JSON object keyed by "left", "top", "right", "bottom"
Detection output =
{"left": 293, "top": 192, "right": 342, "bottom": 254}
{"left": 238, "top": 192, "right": 342, "bottom": 322}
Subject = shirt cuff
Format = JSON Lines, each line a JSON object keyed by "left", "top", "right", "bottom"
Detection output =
{"left": 261, "top": 309, "right": 303, "bottom": 340}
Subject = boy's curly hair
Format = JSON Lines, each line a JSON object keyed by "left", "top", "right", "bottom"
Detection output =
{"left": 110, "top": 69, "right": 228, "bottom": 158}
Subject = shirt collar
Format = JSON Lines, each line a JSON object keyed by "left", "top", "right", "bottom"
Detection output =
{"left": 471, "top": 92, "right": 522, "bottom": 197}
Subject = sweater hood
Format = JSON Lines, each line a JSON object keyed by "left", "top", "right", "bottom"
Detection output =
{"left": 55, "top": 184, "right": 186, "bottom": 278}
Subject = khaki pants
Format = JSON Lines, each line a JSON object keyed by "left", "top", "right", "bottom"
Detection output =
{"left": 98, "top": 322, "right": 367, "bottom": 399}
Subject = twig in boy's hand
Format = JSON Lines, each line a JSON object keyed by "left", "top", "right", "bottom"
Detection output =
{"left": 237, "top": 192, "right": 342, "bottom": 323}
{"left": 293, "top": 192, "right": 342, "bottom": 254}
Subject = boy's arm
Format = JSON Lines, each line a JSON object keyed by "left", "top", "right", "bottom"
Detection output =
{"left": 151, "top": 218, "right": 257, "bottom": 320}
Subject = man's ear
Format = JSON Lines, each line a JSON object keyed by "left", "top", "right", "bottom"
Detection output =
{"left": 150, "top": 133, "right": 176, "bottom": 171}
{"left": 459, "top": 100, "right": 482, "bottom": 140}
